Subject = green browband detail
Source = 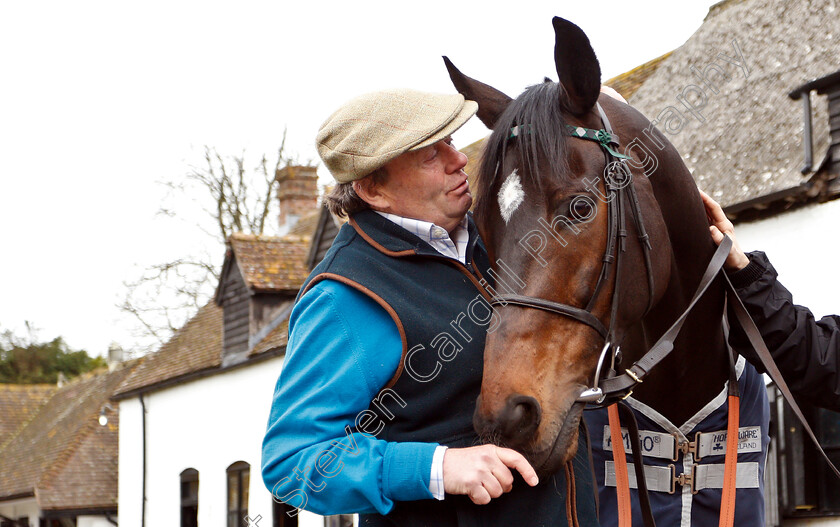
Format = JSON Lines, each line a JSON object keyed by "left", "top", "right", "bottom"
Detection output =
{"left": 509, "top": 125, "right": 531, "bottom": 138}
{"left": 564, "top": 125, "right": 631, "bottom": 159}
{"left": 509, "top": 124, "right": 631, "bottom": 160}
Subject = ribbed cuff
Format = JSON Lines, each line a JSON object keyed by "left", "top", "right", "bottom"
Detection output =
{"left": 727, "top": 255, "right": 765, "bottom": 289}
{"left": 382, "top": 442, "right": 438, "bottom": 502}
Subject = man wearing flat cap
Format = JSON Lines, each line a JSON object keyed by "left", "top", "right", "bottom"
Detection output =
{"left": 261, "top": 89, "right": 598, "bottom": 526}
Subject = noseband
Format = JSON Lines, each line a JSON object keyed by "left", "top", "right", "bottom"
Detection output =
{"left": 489, "top": 102, "right": 730, "bottom": 406}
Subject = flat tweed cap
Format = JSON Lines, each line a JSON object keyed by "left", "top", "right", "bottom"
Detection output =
{"left": 316, "top": 89, "right": 478, "bottom": 183}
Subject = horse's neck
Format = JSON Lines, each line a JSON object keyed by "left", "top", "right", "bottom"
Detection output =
{"left": 629, "top": 274, "right": 729, "bottom": 426}
{"left": 628, "top": 165, "right": 730, "bottom": 425}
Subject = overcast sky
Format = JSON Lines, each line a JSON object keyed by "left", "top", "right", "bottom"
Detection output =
{"left": 0, "top": 1, "right": 718, "bottom": 355}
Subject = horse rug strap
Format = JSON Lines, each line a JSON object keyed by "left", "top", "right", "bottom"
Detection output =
{"left": 587, "top": 354, "right": 769, "bottom": 527}
{"left": 604, "top": 461, "right": 760, "bottom": 494}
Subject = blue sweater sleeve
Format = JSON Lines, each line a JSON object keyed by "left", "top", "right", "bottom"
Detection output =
{"left": 261, "top": 279, "right": 438, "bottom": 516}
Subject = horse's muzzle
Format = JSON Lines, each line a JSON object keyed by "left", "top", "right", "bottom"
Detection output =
{"left": 474, "top": 393, "right": 542, "bottom": 449}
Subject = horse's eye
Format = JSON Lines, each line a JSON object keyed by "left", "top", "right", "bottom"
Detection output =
{"left": 570, "top": 195, "right": 597, "bottom": 223}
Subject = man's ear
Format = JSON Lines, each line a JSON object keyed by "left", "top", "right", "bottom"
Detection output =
{"left": 353, "top": 177, "right": 391, "bottom": 211}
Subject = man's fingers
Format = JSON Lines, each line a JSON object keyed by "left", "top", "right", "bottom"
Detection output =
{"left": 709, "top": 225, "right": 724, "bottom": 244}
{"left": 495, "top": 447, "right": 539, "bottom": 486}
{"left": 699, "top": 189, "right": 728, "bottom": 224}
{"left": 469, "top": 485, "right": 492, "bottom": 505}
{"left": 492, "top": 465, "right": 515, "bottom": 492}
{"left": 481, "top": 475, "right": 505, "bottom": 499}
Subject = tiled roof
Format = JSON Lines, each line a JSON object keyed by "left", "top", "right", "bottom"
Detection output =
{"left": 604, "top": 52, "right": 673, "bottom": 100}
{"left": 113, "top": 301, "right": 291, "bottom": 397}
{"left": 249, "top": 318, "right": 290, "bottom": 358}
{"left": 113, "top": 302, "right": 223, "bottom": 397}
{"left": 229, "top": 233, "right": 310, "bottom": 293}
{"left": 39, "top": 401, "right": 120, "bottom": 510}
{"left": 0, "top": 384, "right": 55, "bottom": 450}
{"left": 0, "top": 365, "right": 135, "bottom": 509}
{"left": 626, "top": 0, "right": 837, "bottom": 207}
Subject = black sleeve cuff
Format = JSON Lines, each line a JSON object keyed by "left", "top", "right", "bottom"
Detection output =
{"left": 726, "top": 254, "right": 765, "bottom": 289}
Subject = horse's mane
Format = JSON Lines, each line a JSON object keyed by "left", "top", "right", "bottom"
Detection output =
{"left": 475, "top": 81, "right": 571, "bottom": 224}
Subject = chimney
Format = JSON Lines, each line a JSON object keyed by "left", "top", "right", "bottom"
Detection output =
{"left": 108, "top": 342, "right": 124, "bottom": 370}
{"left": 276, "top": 165, "right": 319, "bottom": 234}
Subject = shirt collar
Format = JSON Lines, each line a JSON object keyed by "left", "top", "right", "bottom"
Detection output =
{"left": 373, "top": 211, "right": 469, "bottom": 264}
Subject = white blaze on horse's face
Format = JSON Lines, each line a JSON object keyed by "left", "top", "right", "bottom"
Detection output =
{"left": 498, "top": 169, "right": 525, "bottom": 223}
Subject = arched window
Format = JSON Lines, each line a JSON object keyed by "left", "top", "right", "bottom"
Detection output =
{"left": 180, "top": 468, "right": 199, "bottom": 527}
{"left": 227, "top": 461, "right": 250, "bottom": 527}
{"left": 272, "top": 499, "right": 298, "bottom": 527}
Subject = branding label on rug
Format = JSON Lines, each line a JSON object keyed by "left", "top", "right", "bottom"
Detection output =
{"left": 603, "top": 426, "right": 676, "bottom": 460}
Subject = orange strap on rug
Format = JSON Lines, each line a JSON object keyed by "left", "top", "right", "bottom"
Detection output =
{"left": 718, "top": 394, "right": 740, "bottom": 527}
{"left": 608, "top": 403, "right": 632, "bottom": 527}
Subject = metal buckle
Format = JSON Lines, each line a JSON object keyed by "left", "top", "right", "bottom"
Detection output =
{"left": 668, "top": 463, "right": 699, "bottom": 495}
{"left": 671, "top": 432, "right": 703, "bottom": 462}
{"left": 625, "top": 368, "right": 643, "bottom": 384}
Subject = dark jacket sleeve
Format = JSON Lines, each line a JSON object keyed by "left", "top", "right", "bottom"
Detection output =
{"left": 727, "top": 251, "right": 840, "bottom": 411}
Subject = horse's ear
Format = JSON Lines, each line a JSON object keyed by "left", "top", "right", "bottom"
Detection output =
{"left": 552, "top": 17, "right": 601, "bottom": 116}
{"left": 443, "top": 56, "right": 512, "bottom": 130}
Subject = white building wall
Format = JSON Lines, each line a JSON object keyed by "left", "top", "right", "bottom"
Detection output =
{"left": 0, "top": 498, "right": 41, "bottom": 527}
{"left": 78, "top": 516, "right": 118, "bottom": 527}
{"left": 118, "top": 355, "right": 324, "bottom": 527}
{"left": 736, "top": 198, "right": 840, "bottom": 318}
{"left": 119, "top": 396, "right": 145, "bottom": 526}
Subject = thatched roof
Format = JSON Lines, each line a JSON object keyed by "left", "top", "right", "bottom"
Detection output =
{"left": 605, "top": 52, "right": 673, "bottom": 100}
{"left": 626, "top": 0, "right": 838, "bottom": 208}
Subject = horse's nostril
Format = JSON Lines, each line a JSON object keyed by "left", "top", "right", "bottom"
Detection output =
{"left": 501, "top": 394, "right": 541, "bottom": 443}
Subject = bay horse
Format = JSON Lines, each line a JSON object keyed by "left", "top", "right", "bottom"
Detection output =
{"left": 445, "top": 17, "right": 770, "bottom": 526}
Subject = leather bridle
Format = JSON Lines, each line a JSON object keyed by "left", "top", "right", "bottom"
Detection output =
{"left": 489, "top": 102, "right": 725, "bottom": 406}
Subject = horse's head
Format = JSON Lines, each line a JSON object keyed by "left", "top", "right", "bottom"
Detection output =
{"left": 446, "top": 17, "right": 676, "bottom": 475}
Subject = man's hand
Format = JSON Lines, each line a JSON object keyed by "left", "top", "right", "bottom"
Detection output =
{"left": 442, "top": 445, "right": 539, "bottom": 505}
{"left": 699, "top": 190, "right": 750, "bottom": 271}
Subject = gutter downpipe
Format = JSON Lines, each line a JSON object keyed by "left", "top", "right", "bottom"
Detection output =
{"left": 790, "top": 87, "right": 814, "bottom": 174}
{"left": 800, "top": 92, "right": 813, "bottom": 174}
{"left": 140, "top": 393, "right": 147, "bottom": 527}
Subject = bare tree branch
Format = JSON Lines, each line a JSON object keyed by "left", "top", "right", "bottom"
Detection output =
{"left": 120, "top": 139, "right": 315, "bottom": 353}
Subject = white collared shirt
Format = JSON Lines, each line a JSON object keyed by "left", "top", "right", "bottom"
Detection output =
{"left": 374, "top": 211, "right": 469, "bottom": 264}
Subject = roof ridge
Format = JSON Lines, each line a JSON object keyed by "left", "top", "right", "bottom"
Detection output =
{"left": 0, "top": 383, "right": 56, "bottom": 391}
{"left": 230, "top": 232, "right": 283, "bottom": 241}
{"left": 705, "top": 0, "right": 750, "bottom": 21}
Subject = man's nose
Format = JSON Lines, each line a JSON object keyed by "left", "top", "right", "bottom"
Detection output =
{"left": 445, "top": 144, "right": 469, "bottom": 173}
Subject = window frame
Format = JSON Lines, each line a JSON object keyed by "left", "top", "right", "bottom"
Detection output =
{"left": 227, "top": 461, "right": 250, "bottom": 527}
{"left": 180, "top": 468, "right": 199, "bottom": 527}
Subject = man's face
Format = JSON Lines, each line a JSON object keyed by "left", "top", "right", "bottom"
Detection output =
{"left": 374, "top": 137, "right": 471, "bottom": 232}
